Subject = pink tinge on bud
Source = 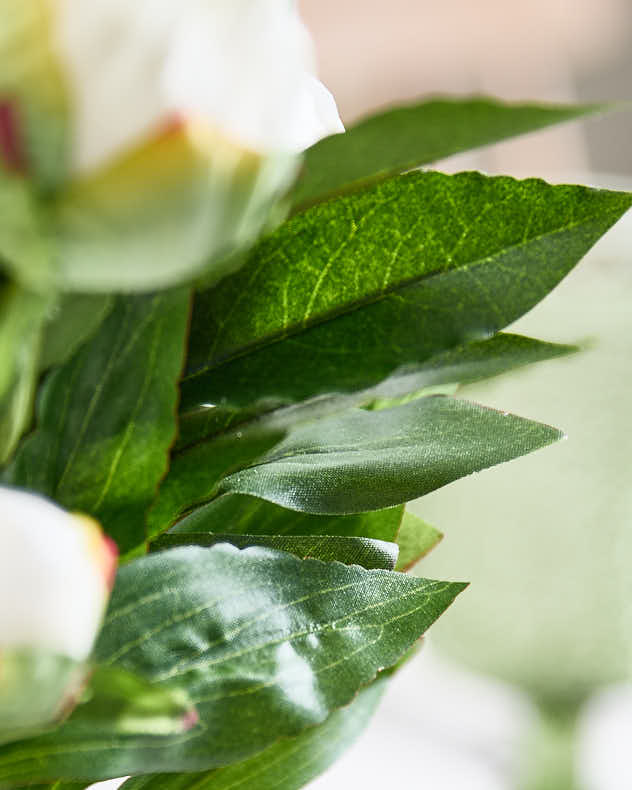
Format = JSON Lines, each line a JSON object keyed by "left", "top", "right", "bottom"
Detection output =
{"left": 181, "top": 707, "right": 200, "bottom": 732}
{"left": 101, "top": 535, "right": 119, "bottom": 592}
{"left": 0, "top": 102, "right": 25, "bottom": 172}
{"left": 161, "top": 112, "right": 186, "bottom": 138}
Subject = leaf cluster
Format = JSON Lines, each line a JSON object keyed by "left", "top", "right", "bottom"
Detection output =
{"left": 1, "top": 97, "right": 630, "bottom": 789}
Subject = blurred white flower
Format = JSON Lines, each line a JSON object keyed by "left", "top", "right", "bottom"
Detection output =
{"left": 0, "top": 0, "right": 343, "bottom": 290}
{"left": 53, "top": 0, "right": 344, "bottom": 172}
{"left": 0, "top": 486, "right": 117, "bottom": 661}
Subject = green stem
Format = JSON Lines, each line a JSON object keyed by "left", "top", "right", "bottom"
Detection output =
{"left": 519, "top": 699, "right": 584, "bottom": 790}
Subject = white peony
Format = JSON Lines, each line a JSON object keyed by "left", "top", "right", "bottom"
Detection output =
{"left": 53, "top": 0, "right": 344, "bottom": 173}
{"left": 0, "top": 486, "right": 117, "bottom": 661}
{"left": 0, "top": 0, "right": 343, "bottom": 290}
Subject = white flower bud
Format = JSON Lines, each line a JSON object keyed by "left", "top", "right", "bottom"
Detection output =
{"left": 53, "top": 0, "right": 344, "bottom": 173}
{"left": 1, "top": 1, "right": 344, "bottom": 291}
{"left": 0, "top": 486, "right": 117, "bottom": 661}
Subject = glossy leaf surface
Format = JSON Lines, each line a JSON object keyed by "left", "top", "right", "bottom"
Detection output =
{"left": 180, "top": 332, "right": 576, "bottom": 442}
{"left": 221, "top": 396, "right": 563, "bottom": 514}
{"left": 121, "top": 676, "right": 388, "bottom": 790}
{"left": 0, "top": 545, "right": 464, "bottom": 783}
{"left": 5, "top": 291, "right": 190, "bottom": 552}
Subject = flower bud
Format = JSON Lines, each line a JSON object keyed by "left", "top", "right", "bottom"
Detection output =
{"left": 1, "top": 1, "right": 344, "bottom": 292}
{"left": 0, "top": 486, "right": 117, "bottom": 737}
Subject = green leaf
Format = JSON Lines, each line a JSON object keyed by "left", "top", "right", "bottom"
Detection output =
{"left": 38, "top": 294, "right": 113, "bottom": 372}
{"left": 27, "top": 784, "right": 85, "bottom": 790}
{"left": 0, "top": 281, "right": 51, "bottom": 465}
{"left": 186, "top": 171, "right": 631, "bottom": 382}
{"left": 120, "top": 675, "right": 388, "bottom": 790}
{"left": 5, "top": 291, "right": 190, "bottom": 553}
{"left": 221, "top": 396, "right": 562, "bottom": 514}
{"left": 0, "top": 545, "right": 465, "bottom": 783}
{"left": 151, "top": 533, "right": 399, "bottom": 571}
{"left": 291, "top": 97, "right": 605, "bottom": 210}
{"left": 168, "top": 495, "right": 404, "bottom": 542}
{"left": 73, "top": 665, "right": 197, "bottom": 738}
{"left": 395, "top": 512, "right": 443, "bottom": 572}
{"left": 146, "top": 426, "right": 285, "bottom": 541}
{"left": 180, "top": 332, "right": 576, "bottom": 442}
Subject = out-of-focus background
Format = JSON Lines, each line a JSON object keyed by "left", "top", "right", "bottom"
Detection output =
{"left": 301, "top": 0, "right": 632, "bottom": 180}
{"left": 298, "top": 2, "right": 632, "bottom": 789}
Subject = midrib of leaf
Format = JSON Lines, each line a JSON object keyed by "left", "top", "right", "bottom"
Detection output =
{"left": 185, "top": 187, "right": 623, "bottom": 380}
{"left": 141, "top": 579, "right": 442, "bottom": 694}
{"left": 103, "top": 578, "right": 368, "bottom": 670}
{"left": 91, "top": 303, "right": 163, "bottom": 511}
{"left": 0, "top": 548, "right": 463, "bottom": 782}
{"left": 55, "top": 297, "right": 158, "bottom": 498}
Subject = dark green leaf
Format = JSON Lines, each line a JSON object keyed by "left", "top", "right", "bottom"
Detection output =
{"left": 146, "top": 427, "right": 285, "bottom": 541}
{"left": 4, "top": 292, "right": 190, "bottom": 553}
{"left": 168, "top": 495, "right": 404, "bottom": 542}
{"left": 291, "top": 97, "right": 605, "bottom": 210}
{"left": 186, "top": 171, "right": 631, "bottom": 381}
{"left": 395, "top": 512, "right": 443, "bottom": 572}
{"left": 151, "top": 533, "right": 399, "bottom": 571}
{"left": 120, "top": 675, "right": 388, "bottom": 790}
{"left": 180, "top": 332, "right": 576, "bottom": 442}
{"left": 0, "top": 545, "right": 465, "bottom": 783}
{"left": 221, "top": 396, "right": 562, "bottom": 514}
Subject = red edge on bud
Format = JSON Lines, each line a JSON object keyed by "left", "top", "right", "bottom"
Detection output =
{"left": 102, "top": 535, "right": 119, "bottom": 592}
{"left": 181, "top": 707, "right": 200, "bottom": 731}
{"left": 0, "top": 101, "right": 26, "bottom": 173}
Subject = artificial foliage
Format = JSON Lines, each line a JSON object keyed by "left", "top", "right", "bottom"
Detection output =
{"left": 1, "top": 95, "right": 631, "bottom": 790}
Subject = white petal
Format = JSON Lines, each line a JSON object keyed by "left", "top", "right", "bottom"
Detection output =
{"left": 162, "top": 0, "right": 344, "bottom": 153}
{"left": 52, "top": 0, "right": 343, "bottom": 171}
{"left": 284, "top": 74, "right": 346, "bottom": 153}
{"left": 0, "top": 487, "right": 112, "bottom": 661}
{"left": 52, "top": 0, "right": 174, "bottom": 172}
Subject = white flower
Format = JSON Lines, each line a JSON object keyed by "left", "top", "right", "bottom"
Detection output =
{"left": 1, "top": 0, "right": 343, "bottom": 291}
{"left": 0, "top": 486, "right": 117, "bottom": 661}
{"left": 53, "top": 0, "right": 344, "bottom": 173}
